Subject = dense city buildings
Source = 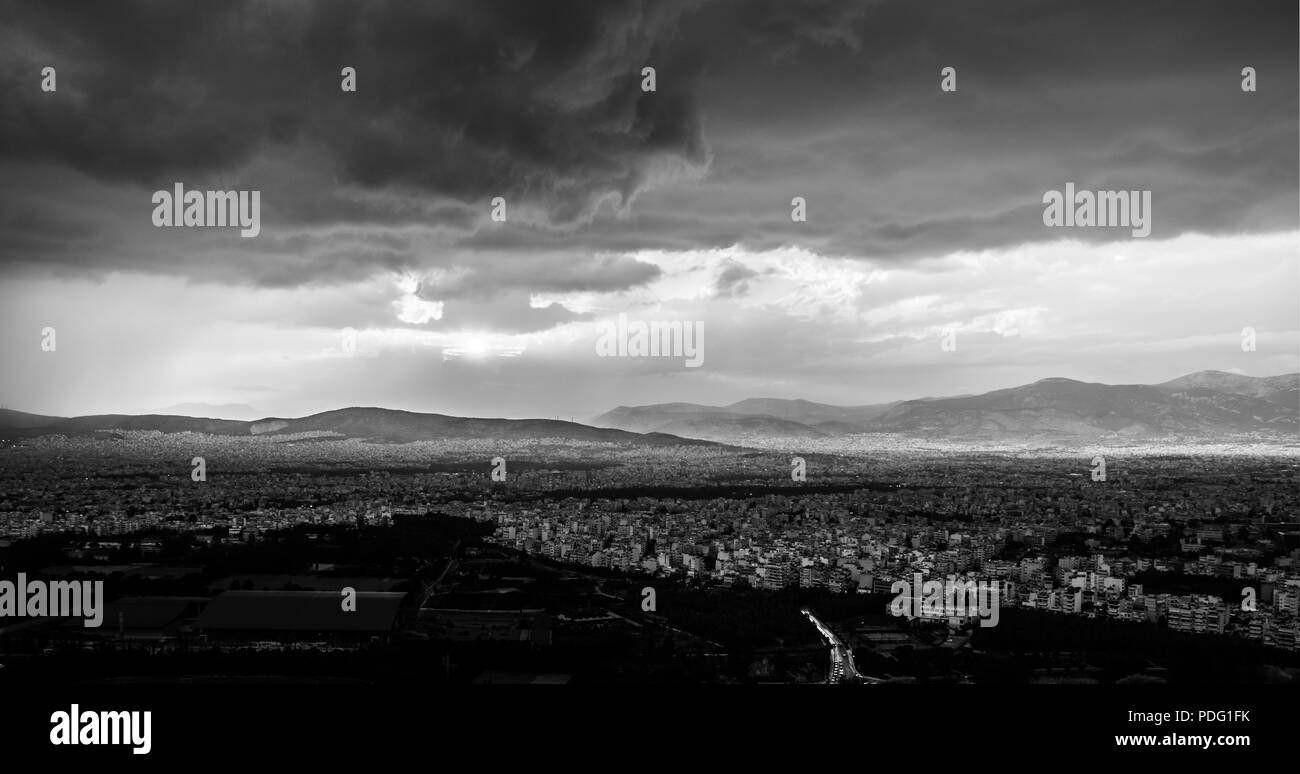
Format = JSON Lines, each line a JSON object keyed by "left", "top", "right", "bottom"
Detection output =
{"left": 2, "top": 431, "right": 1297, "bottom": 670}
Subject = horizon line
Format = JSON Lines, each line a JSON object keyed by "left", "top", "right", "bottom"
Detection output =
{"left": 3, "top": 368, "right": 1296, "bottom": 422}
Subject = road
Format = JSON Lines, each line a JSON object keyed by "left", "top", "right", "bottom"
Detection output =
{"left": 417, "top": 539, "right": 461, "bottom": 608}
{"left": 801, "top": 607, "right": 882, "bottom": 684}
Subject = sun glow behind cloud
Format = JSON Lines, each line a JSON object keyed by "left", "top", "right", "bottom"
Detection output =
{"left": 0, "top": 230, "right": 1295, "bottom": 417}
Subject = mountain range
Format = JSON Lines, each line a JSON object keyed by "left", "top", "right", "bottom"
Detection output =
{"left": 592, "top": 370, "right": 1300, "bottom": 444}
{"left": 0, "top": 406, "right": 714, "bottom": 447}
{"left": 1, "top": 371, "right": 1295, "bottom": 447}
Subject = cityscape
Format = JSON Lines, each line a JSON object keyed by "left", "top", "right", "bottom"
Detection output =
{"left": 1, "top": 373, "right": 1297, "bottom": 685}
{"left": 0, "top": 0, "right": 1294, "bottom": 760}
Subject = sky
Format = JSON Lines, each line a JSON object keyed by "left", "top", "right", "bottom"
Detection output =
{"left": 0, "top": 0, "right": 1296, "bottom": 420}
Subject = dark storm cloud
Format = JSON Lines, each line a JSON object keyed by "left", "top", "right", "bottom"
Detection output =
{"left": 740, "top": 0, "right": 874, "bottom": 59}
{"left": 664, "top": 0, "right": 1297, "bottom": 263}
{"left": 0, "top": 0, "right": 708, "bottom": 223}
{"left": 439, "top": 0, "right": 1296, "bottom": 262}
{"left": 0, "top": 0, "right": 1294, "bottom": 289}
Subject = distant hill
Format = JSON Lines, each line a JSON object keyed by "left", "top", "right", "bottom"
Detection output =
{"left": 0, "top": 406, "right": 715, "bottom": 446}
{"left": 592, "top": 371, "right": 1300, "bottom": 443}
{"left": 7, "top": 371, "right": 1295, "bottom": 446}
{"left": 154, "top": 403, "right": 261, "bottom": 421}
{"left": 250, "top": 407, "right": 714, "bottom": 445}
{"left": 722, "top": 398, "right": 898, "bottom": 425}
{"left": 591, "top": 398, "right": 898, "bottom": 443}
{"left": 636, "top": 412, "right": 833, "bottom": 442}
{"left": 870, "top": 373, "right": 1297, "bottom": 440}
{"left": 1157, "top": 371, "right": 1299, "bottom": 404}
{"left": 0, "top": 408, "right": 65, "bottom": 430}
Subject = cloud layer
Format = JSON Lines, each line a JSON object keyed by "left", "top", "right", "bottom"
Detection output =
{"left": 0, "top": 0, "right": 1295, "bottom": 416}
